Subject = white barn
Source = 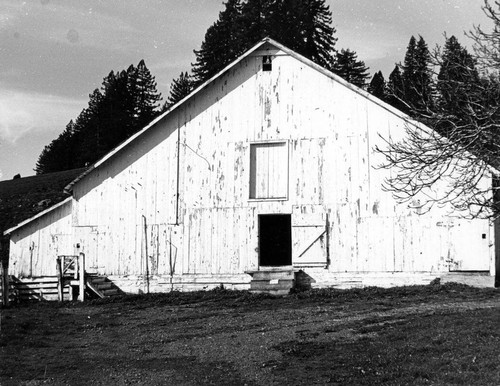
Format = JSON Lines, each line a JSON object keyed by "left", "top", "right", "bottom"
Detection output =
{"left": 4, "top": 39, "right": 498, "bottom": 296}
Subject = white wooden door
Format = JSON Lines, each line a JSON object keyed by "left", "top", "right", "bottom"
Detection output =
{"left": 448, "top": 219, "right": 490, "bottom": 271}
{"left": 292, "top": 211, "right": 328, "bottom": 267}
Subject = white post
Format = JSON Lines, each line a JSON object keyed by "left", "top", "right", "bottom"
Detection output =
{"left": 78, "top": 252, "right": 85, "bottom": 302}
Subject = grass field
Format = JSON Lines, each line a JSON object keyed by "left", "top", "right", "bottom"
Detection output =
{"left": 1, "top": 283, "right": 500, "bottom": 385}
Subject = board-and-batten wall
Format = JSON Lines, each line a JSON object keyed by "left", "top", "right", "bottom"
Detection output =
{"left": 9, "top": 200, "right": 73, "bottom": 277}
{"left": 10, "top": 47, "right": 494, "bottom": 285}
{"left": 74, "top": 50, "right": 491, "bottom": 279}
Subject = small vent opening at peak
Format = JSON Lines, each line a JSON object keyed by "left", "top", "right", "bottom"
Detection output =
{"left": 263, "top": 55, "right": 272, "bottom": 71}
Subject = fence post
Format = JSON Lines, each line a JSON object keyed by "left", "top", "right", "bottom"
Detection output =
{"left": 78, "top": 252, "right": 85, "bottom": 302}
{"left": 1, "top": 263, "right": 9, "bottom": 307}
{"left": 56, "top": 256, "right": 63, "bottom": 302}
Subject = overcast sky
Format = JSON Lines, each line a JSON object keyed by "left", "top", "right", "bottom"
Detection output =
{"left": 0, "top": 0, "right": 491, "bottom": 181}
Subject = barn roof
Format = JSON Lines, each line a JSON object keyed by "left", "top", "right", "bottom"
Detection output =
{"left": 64, "top": 38, "right": 418, "bottom": 193}
{"left": 0, "top": 168, "right": 85, "bottom": 236}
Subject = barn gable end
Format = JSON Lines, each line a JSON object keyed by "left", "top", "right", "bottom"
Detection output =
{"left": 5, "top": 39, "right": 496, "bottom": 296}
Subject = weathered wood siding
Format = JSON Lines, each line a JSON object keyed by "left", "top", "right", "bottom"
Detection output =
{"left": 20, "top": 43, "right": 494, "bottom": 286}
{"left": 9, "top": 200, "right": 73, "bottom": 277}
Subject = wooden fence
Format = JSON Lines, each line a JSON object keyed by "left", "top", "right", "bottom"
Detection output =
{"left": 1, "top": 275, "right": 70, "bottom": 305}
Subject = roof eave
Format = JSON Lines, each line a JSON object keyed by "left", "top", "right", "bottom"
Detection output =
{"left": 64, "top": 37, "right": 420, "bottom": 192}
{"left": 64, "top": 38, "right": 277, "bottom": 193}
{"left": 3, "top": 196, "right": 73, "bottom": 236}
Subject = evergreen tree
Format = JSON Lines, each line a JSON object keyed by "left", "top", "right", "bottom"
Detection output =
{"left": 386, "top": 65, "right": 407, "bottom": 112}
{"left": 331, "top": 48, "right": 370, "bottom": 88}
{"left": 106, "top": 70, "right": 135, "bottom": 140}
{"left": 193, "top": 0, "right": 337, "bottom": 84}
{"left": 414, "top": 36, "right": 434, "bottom": 109}
{"left": 192, "top": 0, "right": 244, "bottom": 83}
{"left": 376, "top": 3, "right": 500, "bottom": 218}
{"left": 35, "top": 61, "right": 162, "bottom": 174}
{"left": 129, "top": 60, "right": 163, "bottom": 128}
{"left": 164, "top": 72, "right": 194, "bottom": 110}
{"left": 267, "top": 0, "right": 337, "bottom": 70}
{"left": 367, "top": 71, "right": 386, "bottom": 100}
{"left": 437, "top": 35, "right": 478, "bottom": 114}
{"left": 72, "top": 89, "right": 105, "bottom": 167}
{"left": 401, "top": 35, "right": 433, "bottom": 113}
{"left": 35, "top": 121, "right": 77, "bottom": 174}
{"left": 239, "top": 0, "right": 271, "bottom": 48}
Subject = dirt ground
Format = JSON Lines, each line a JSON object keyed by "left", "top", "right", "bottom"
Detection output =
{"left": 1, "top": 283, "right": 500, "bottom": 385}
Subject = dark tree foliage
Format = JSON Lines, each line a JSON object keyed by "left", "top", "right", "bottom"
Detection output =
{"left": 367, "top": 71, "right": 386, "bottom": 100}
{"left": 131, "top": 60, "right": 163, "bottom": 128}
{"left": 72, "top": 89, "right": 104, "bottom": 168}
{"left": 35, "top": 61, "right": 162, "bottom": 174}
{"left": 164, "top": 72, "right": 195, "bottom": 110}
{"left": 386, "top": 65, "right": 407, "bottom": 112}
{"left": 377, "top": 2, "right": 500, "bottom": 218}
{"left": 35, "top": 121, "right": 78, "bottom": 174}
{"left": 192, "top": 0, "right": 244, "bottom": 83}
{"left": 331, "top": 48, "right": 370, "bottom": 88}
{"left": 192, "top": 0, "right": 337, "bottom": 84}
{"left": 437, "top": 36, "right": 479, "bottom": 114}
{"left": 432, "top": 36, "right": 500, "bottom": 168}
{"left": 414, "top": 36, "right": 434, "bottom": 108}
{"left": 97, "top": 70, "right": 136, "bottom": 155}
{"left": 401, "top": 35, "right": 433, "bottom": 113}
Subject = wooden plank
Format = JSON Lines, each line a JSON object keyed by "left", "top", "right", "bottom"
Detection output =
{"left": 56, "top": 257, "right": 63, "bottom": 302}
{"left": 78, "top": 252, "right": 85, "bottom": 301}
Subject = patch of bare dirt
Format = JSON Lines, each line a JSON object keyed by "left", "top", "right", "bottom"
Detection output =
{"left": 1, "top": 283, "right": 500, "bottom": 385}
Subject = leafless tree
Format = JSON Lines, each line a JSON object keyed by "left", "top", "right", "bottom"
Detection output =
{"left": 377, "top": 0, "right": 500, "bottom": 219}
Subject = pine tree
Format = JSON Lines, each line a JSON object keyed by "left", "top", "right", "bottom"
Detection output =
{"left": 164, "top": 72, "right": 194, "bottom": 110}
{"left": 35, "top": 61, "right": 162, "bottom": 174}
{"left": 129, "top": 60, "right": 162, "bottom": 128}
{"left": 97, "top": 70, "right": 135, "bottom": 154}
{"left": 331, "top": 48, "right": 369, "bottom": 88}
{"left": 386, "top": 65, "right": 407, "bottom": 112}
{"left": 367, "top": 71, "right": 386, "bottom": 100}
{"left": 414, "top": 36, "right": 434, "bottom": 109}
{"left": 72, "top": 89, "right": 105, "bottom": 167}
{"left": 437, "top": 36, "right": 478, "bottom": 114}
{"left": 239, "top": 0, "right": 271, "bottom": 48}
{"left": 192, "top": 0, "right": 337, "bottom": 84}
{"left": 267, "top": 0, "right": 337, "bottom": 70}
{"left": 401, "top": 35, "right": 433, "bottom": 113}
{"left": 192, "top": 0, "right": 244, "bottom": 83}
{"left": 35, "top": 121, "right": 77, "bottom": 174}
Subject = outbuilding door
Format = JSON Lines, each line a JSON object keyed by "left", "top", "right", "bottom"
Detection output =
{"left": 258, "top": 214, "right": 292, "bottom": 266}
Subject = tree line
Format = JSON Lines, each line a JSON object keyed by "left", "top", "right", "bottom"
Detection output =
{"left": 36, "top": 0, "right": 500, "bottom": 219}
{"left": 35, "top": 60, "right": 162, "bottom": 174}
{"left": 36, "top": 0, "right": 371, "bottom": 174}
{"left": 370, "top": 1, "right": 500, "bottom": 217}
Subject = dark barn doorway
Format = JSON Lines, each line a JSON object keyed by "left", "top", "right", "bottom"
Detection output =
{"left": 259, "top": 214, "right": 292, "bottom": 267}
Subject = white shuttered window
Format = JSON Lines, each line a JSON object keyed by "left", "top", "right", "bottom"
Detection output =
{"left": 249, "top": 142, "right": 288, "bottom": 199}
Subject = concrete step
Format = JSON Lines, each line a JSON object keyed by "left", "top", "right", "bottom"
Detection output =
{"left": 249, "top": 270, "right": 295, "bottom": 281}
{"left": 250, "top": 280, "right": 294, "bottom": 291}
{"left": 250, "top": 289, "right": 291, "bottom": 296}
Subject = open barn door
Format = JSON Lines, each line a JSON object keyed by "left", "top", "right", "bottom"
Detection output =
{"left": 259, "top": 214, "right": 292, "bottom": 267}
{"left": 292, "top": 209, "right": 328, "bottom": 268}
